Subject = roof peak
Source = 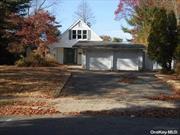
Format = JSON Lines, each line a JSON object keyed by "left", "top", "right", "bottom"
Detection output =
{"left": 68, "top": 19, "right": 89, "bottom": 30}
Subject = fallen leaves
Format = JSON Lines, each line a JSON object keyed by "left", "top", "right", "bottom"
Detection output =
{"left": 0, "top": 66, "right": 70, "bottom": 98}
{"left": 0, "top": 101, "right": 60, "bottom": 116}
{"left": 146, "top": 93, "right": 180, "bottom": 101}
{"left": 118, "top": 73, "right": 137, "bottom": 83}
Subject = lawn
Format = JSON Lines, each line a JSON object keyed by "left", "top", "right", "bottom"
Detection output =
{"left": 0, "top": 66, "right": 70, "bottom": 116}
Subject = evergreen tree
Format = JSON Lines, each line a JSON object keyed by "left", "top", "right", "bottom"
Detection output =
{"left": 167, "top": 10, "right": 178, "bottom": 69}
{"left": 0, "top": 0, "right": 30, "bottom": 64}
{"left": 122, "top": 7, "right": 156, "bottom": 45}
{"left": 148, "top": 8, "right": 178, "bottom": 71}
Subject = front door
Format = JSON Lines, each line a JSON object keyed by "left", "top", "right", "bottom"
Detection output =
{"left": 64, "top": 48, "right": 75, "bottom": 64}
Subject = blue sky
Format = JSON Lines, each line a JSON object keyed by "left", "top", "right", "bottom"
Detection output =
{"left": 49, "top": 0, "right": 132, "bottom": 42}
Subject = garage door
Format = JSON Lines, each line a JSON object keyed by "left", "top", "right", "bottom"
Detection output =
{"left": 88, "top": 50, "right": 113, "bottom": 70}
{"left": 115, "top": 51, "right": 139, "bottom": 71}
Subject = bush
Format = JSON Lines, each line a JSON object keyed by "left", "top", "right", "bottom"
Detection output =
{"left": 15, "top": 53, "right": 59, "bottom": 67}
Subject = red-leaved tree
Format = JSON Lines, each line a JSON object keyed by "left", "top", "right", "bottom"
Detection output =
{"left": 115, "top": 0, "right": 139, "bottom": 19}
{"left": 16, "top": 10, "right": 59, "bottom": 57}
{"left": 115, "top": 0, "right": 179, "bottom": 19}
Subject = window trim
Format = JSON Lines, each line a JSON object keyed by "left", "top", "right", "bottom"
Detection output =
{"left": 78, "top": 30, "right": 82, "bottom": 39}
{"left": 72, "top": 30, "right": 76, "bottom": 39}
{"left": 83, "top": 30, "right": 87, "bottom": 39}
{"left": 71, "top": 30, "right": 88, "bottom": 40}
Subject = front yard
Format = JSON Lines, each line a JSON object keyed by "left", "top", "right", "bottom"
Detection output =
{"left": 0, "top": 66, "right": 70, "bottom": 116}
{"left": 0, "top": 67, "right": 179, "bottom": 118}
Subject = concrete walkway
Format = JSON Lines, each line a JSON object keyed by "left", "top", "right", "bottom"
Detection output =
{"left": 53, "top": 71, "right": 179, "bottom": 113}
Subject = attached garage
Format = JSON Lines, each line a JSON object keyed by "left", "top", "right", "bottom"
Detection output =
{"left": 87, "top": 50, "right": 113, "bottom": 70}
{"left": 114, "top": 50, "right": 143, "bottom": 71}
{"left": 74, "top": 41, "right": 145, "bottom": 71}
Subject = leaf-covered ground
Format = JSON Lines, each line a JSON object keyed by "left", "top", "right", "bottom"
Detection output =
{"left": 148, "top": 74, "right": 180, "bottom": 101}
{"left": 0, "top": 101, "right": 59, "bottom": 116}
{"left": 0, "top": 67, "right": 179, "bottom": 118}
{"left": 0, "top": 66, "right": 70, "bottom": 116}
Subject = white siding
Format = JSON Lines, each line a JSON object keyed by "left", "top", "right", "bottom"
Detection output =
{"left": 77, "top": 49, "right": 83, "bottom": 65}
{"left": 49, "top": 20, "right": 102, "bottom": 64}
{"left": 51, "top": 20, "right": 102, "bottom": 49}
{"left": 144, "top": 53, "right": 162, "bottom": 71}
{"left": 82, "top": 50, "right": 86, "bottom": 68}
{"left": 53, "top": 48, "right": 64, "bottom": 64}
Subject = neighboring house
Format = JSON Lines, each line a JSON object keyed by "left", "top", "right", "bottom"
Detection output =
{"left": 50, "top": 19, "right": 160, "bottom": 71}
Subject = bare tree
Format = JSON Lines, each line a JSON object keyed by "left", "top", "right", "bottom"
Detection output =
{"left": 28, "top": 0, "right": 58, "bottom": 14}
{"left": 74, "top": 0, "right": 95, "bottom": 27}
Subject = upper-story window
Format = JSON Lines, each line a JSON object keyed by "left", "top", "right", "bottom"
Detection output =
{"left": 72, "top": 30, "right": 76, "bottom": 39}
{"left": 78, "top": 30, "right": 82, "bottom": 39}
{"left": 70, "top": 30, "right": 88, "bottom": 40}
{"left": 83, "top": 30, "right": 87, "bottom": 39}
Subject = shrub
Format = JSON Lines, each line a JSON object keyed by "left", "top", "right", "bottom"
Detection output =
{"left": 16, "top": 53, "right": 59, "bottom": 67}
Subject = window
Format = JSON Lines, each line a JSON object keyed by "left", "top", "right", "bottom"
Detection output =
{"left": 72, "top": 30, "right": 76, "bottom": 39}
{"left": 78, "top": 30, "right": 81, "bottom": 39}
{"left": 71, "top": 30, "right": 88, "bottom": 40}
{"left": 83, "top": 30, "right": 87, "bottom": 39}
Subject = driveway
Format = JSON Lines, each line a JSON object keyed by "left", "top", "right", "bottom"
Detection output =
{"left": 53, "top": 71, "right": 179, "bottom": 113}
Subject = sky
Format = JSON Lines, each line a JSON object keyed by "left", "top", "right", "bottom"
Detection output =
{"left": 48, "top": 0, "right": 132, "bottom": 42}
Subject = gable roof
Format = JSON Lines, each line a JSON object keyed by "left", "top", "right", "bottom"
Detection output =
{"left": 65, "top": 19, "right": 91, "bottom": 32}
{"left": 68, "top": 19, "right": 83, "bottom": 30}
{"left": 73, "top": 41, "right": 145, "bottom": 49}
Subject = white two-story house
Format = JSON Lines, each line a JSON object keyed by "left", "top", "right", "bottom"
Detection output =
{"left": 50, "top": 19, "right": 163, "bottom": 71}
{"left": 50, "top": 19, "right": 102, "bottom": 65}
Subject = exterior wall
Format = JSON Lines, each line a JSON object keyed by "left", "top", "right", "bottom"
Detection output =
{"left": 51, "top": 20, "right": 102, "bottom": 49}
{"left": 51, "top": 47, "right": 64, "bottom": 64}
{"left": 82, "top": 50, "right": 86, "bottom": 68}
{"left": 49, "top": 20, "right": 102, "bottom": 64}
{"left": 77, "top": 49, "right": 83, "bottom": 65}
{"left": 144, "top": 53, "right": 162, "bottom": 71}
{"left": 85, "top": 49, "right": 143, "bottom": 71}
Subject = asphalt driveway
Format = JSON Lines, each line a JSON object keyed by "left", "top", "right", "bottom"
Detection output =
{"left": 61, "top": 71, "right": 171, "bottom": 98}
{"left": 53, "top": 71, "right": 179, "bottom": 113}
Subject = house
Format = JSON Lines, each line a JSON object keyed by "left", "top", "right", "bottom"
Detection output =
{"left": 50, "top": 19, "right": 160, "bottom": 71}
{"left": 50, "top": 19, "right": 102, "bottom": 65}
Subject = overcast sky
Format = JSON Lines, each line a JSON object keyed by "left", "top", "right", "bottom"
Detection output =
{"left": 47, "top": 0, "right": 132, "bottom": 42}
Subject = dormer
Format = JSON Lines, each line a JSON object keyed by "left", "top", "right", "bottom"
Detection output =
{"left": 51, "top": 19, "right": 102, "bottom": 48}
{"left": 67, "top": 19, "right": 102, "bottom": 41}
{"left": 69, "top": 29, "right": 90, "bottom": 40}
